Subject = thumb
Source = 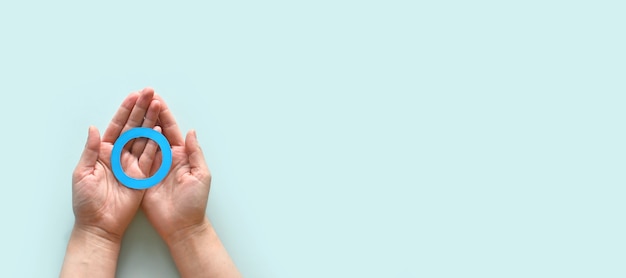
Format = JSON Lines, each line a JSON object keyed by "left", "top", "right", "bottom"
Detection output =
{"left": 77, "top": 126, "right": 101, "bottom": 171}
{"left": 185, "top": 130, "right": 208, "bottom": 173}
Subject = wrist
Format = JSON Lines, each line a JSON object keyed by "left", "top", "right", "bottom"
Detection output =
{"left": 165, "top": 218, "right": 242, "bottom": 277}
{"left": 73, "top": 223, "right": 124, "bottom": 246}
{"left": 165, "top": 217, "right": 212, "bottom": 248}
{"left": 60, "top": 225, "right": 122, "bottom": 277}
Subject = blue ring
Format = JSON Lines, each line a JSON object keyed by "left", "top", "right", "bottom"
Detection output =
{"left": 111, "top": 127, "right": 173, "bottom": 189}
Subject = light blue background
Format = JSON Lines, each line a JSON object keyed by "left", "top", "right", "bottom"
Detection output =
{"left": 0, "top": 1, "right": 624, "bottom": 277}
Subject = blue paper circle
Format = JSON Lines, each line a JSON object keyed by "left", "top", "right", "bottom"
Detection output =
{"left": 111, "top": 127, "right": 173, "bottom": 189}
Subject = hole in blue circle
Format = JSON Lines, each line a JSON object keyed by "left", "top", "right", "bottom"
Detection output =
{"left": 111, "top": 127, "right": 173, "bottom": 189}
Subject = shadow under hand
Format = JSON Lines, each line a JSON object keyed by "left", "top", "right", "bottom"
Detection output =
{"left": 116, "top": 210, "right": 179, "bottom": 278}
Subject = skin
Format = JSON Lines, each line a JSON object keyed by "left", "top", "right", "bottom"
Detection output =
{"left": 61, "top": 88, "right": 240, "bottom": 277}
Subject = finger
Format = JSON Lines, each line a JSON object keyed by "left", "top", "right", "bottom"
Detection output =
{"left": 102, "top": 92, "right": 139, "bottom": 143}
{"left": 139, "top": 126, "right": 162, "bottom": 175}
{"left": 74, "top": 126, "right": 101, "bottom": 177}
{"left": 154, "top": 93, "right": 185, "bottom": 146}
{"left": 185, "top": 130, "right": 209, "bottom": 174}
{"left": 131, "top": 99, "right": 161, "bottom": 157}
{"left": 121, "top": 87, "right": 155, "bottom": 136}
{"left": 149, "top": 147, "right": 163, "bottom": 178}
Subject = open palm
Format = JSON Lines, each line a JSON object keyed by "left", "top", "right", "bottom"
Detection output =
{"left": 141, "top": 94, "right": 212, "bottom": 243}
{"left": 72, "top": 89, "right": 161, "bottom": 239}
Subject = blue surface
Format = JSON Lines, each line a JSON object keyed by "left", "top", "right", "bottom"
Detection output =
{"left": 111, "top": 128, "right": 172, "bottom": 190}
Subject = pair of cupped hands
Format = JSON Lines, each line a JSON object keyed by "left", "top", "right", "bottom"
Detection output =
{"left": 72, "top": 87, "right": 211, "bottom": 245}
